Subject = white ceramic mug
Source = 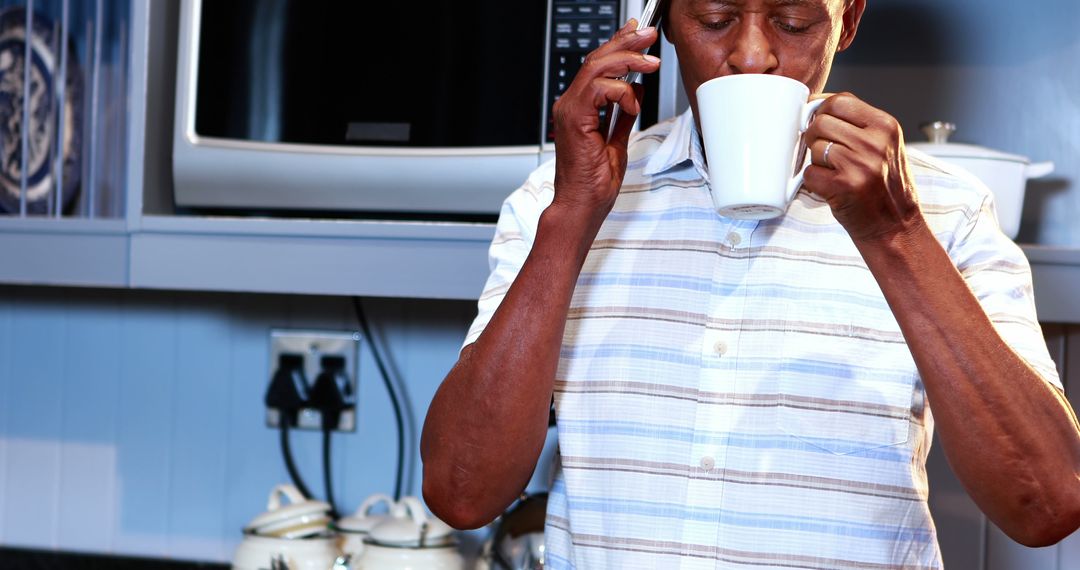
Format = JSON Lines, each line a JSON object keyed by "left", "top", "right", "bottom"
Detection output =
{"left": 696, "top": 74, "right": 825, "bottom": 220}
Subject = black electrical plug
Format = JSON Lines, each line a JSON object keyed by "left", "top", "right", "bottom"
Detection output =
{"left": 265, "top": 353, "right": 314, "bottom": 499}
{"left": 265, "top": 353, "right": 310, "bottom": 427}
{"left": 310, "top": 354, "right": 356, "bottom": 518}
{"left": 309, "top": 355, "right": 356, "bottom": 432}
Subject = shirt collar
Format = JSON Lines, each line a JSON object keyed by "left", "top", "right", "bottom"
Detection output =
{"left": 643, "top": 109, "right": 702, "bottom": 176}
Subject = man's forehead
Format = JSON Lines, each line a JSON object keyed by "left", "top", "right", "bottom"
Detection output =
{"left": 681, "top": 0, "right": 834, "bottom": 8}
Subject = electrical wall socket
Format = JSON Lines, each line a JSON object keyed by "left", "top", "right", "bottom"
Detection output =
{"left": 267, "top": 329, "right": 360, "bottom": 432}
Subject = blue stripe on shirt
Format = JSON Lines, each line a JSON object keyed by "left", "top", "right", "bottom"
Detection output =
{"left": 554, "top": 420, "right": 910, "bottom": 462}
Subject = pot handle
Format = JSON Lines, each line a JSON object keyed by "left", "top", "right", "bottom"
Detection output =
{"left": 390, "top": 496, "right": 430, "bottom": 528}
{"left": 1026, "top": 161, "right": 1054, "bottom": 179}
{"left": 266, "top": 484, "right": 307, "bottom": 511}
{"left": 356, "top": 493, "right": 395, "bottom": 517}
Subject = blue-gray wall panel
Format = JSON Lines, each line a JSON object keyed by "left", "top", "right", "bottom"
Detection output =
{"left": 3, "top": 291, "right": 67, "bottom": 548}
{"left": 0, "top": 285, "right": 476, "bottom": 561}
{"left": 114, "top": 291, "right": 177, "bottom": 557}
{"left": 0, "top": 292, "right": 8, "bottom": 540}
{"left": 57, "top": 289, "right": 123, "bottom": 551}
{"left": 167, "top": 294, "right": 232, "bottom": 560}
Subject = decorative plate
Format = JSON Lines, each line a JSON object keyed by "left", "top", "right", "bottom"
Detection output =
{"left": 0, "top": 7, "right": 83, "bottom": 215}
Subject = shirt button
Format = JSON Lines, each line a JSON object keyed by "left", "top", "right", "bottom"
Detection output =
{"left": 700, "top": 456, "right": 716, "bottom": 470}
{"left": 726, "top": 232, "right": 742, "bottom": 247}
{"left": 713, "top": 341, "right": 728, "bottom": 356}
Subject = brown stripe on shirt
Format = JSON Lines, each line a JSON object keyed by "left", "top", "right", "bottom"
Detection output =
{"left": 560, "top": 455, "right": 926, "bottom": 501}
{"left": 546, "top": 517, "right": 933, "bottom": 570}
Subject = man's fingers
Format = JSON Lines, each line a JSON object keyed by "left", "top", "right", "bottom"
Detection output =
{"left": 591, "top": 78, "right": 642, "bottom": 115}
{"left": 552, "top": 21, "right": 658, "bottom": 134}
{"left": 815, "top": 92, "right": 888, "bottom": 130}
{"left": 608, "top": 83, "right": 645, "bottom": 148}
{"left": 803, "top": 164, "right": 842, "bottom": 200}
{"left": 808, "top": 138, "right": 850, "bottom": 169}
{"left": 588, "top": 20, "right": 658, "bottom": 61}
{"left": 560, "top": 78, "right": 640, "bottom": 122}
{"left": 805, "top": 112, "right": 862, "bottom": 148}
{"left": 582, "top": 47, "right": 661, "bottom": 85}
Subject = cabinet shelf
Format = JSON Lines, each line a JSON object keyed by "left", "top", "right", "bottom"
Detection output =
{"left": 4, "top": 216, "right": 1079, "bottom": 318}
{"left": 128, "top": 216, "right": 494, "bottom": 299}
{"left": 0, "top": 218, "right": 129, "bottom": 288}
{"left": 1, "top": 215, "right": 495, "bottom": 300}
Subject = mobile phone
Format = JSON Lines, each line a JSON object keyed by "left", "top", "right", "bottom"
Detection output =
{"left": 605, "top": 0, "right": 664, "bottom": 141}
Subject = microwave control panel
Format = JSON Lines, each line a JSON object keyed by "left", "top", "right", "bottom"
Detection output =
{"left": 546, "top": 0, "right": 621, "bottom": 142}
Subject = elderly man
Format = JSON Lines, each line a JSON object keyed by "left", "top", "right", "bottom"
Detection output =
{"left": 421, "top": 0, "right": 1080, "bottom": 567}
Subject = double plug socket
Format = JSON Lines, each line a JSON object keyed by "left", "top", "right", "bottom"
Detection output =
{"left": 267, "top": 329, "right": 360, "bottom": 432}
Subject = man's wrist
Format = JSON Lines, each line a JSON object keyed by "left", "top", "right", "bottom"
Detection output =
{"left": 853, "top": 212, "right": 950, "bottom": 295}
{"left": 536, "top": 201, "right": 607, "bottom": 266}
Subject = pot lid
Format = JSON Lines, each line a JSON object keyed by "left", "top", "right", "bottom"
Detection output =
{"left": 336, "top": 493, "right": 395, "bottom": 533}
{"left": 366, "top": 496, "right": 455, "bottom": 547}
{"left": 909, "top": 121, "right": 1031, "bottom": 165}
{"left": 244, "top": 484, "right": 332, "bottom": 535}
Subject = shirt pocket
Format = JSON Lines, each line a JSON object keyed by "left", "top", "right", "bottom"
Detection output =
{"left": 777, "top": 309, "right": 916, "bottom": 455}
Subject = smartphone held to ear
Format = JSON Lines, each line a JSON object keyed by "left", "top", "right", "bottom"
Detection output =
{"left": 605, "top": 0, "right": 664, "bottom": 141}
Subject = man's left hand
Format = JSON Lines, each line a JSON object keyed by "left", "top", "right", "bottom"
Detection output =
{"left": 802, "top": 93, "right": 925, "bottom": 244}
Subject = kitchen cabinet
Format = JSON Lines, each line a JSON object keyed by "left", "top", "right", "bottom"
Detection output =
{"left": 0, "top": 0, "right": 496, "bottom": 301}
{"left": 3, "top": 0, "right": 1080, "bottom": 307}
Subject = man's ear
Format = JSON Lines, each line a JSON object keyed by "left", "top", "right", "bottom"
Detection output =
{"left": 837, "top": 0, "right": 866, "bottom": 53}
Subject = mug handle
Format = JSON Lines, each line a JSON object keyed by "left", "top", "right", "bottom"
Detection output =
{"left": 786, "top": 97, "right": 829, "bottom": 202}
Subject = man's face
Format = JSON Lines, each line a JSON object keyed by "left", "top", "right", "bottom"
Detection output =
{"left": 664, "top": 0, "right": 865, "bottom": 115}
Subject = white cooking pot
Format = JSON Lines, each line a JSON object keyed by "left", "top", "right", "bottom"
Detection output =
{"left": 233, "top": 534, "right": 341, "bottom": 570}
{"left": 233, "top": 484, "right": 340, "bottom": 570}
{"left": 244, "top": 484, "right": 334, "bottom": 539}
{"left": 355, "top": 496, "right": 465, "bottom": 570}
{"left": 908, "top": 121, "right": 1053, "bottom": 239}
{"left": 336, "top": 493, "right": 396, "bottom": 560}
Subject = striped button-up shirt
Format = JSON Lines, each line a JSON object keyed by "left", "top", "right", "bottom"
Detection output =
{"left": 463, "top": 110, "right": 1061, "bottom": 569}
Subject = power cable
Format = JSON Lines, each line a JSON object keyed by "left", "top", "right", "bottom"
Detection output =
{"left": 352, "top": 296, "right": 407, "bottom": 501}
{"left": 280, "top": 421, "right": 313, "bottom": 499}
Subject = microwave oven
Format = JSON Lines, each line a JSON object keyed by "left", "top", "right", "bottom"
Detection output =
{"left": 172, "top": 0, "right": 684, "bottom": 217}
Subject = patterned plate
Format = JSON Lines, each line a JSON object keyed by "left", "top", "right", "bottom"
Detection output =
{"left": 0, "top": 7, "right": 82, "bottom": 215}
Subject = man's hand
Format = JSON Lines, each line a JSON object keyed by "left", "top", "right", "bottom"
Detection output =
{"left": 801, "top": 93, "right": 924, "bottom": 243}
{"left": 550, "top": 19, "right": 660, "bottom": 225}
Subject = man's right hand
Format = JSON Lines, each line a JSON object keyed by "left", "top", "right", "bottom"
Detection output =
{"left": 550, "top": 19, "right": 660, "bottom": 225}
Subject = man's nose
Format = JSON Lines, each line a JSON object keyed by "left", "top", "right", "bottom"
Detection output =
{"left": 726, "top": 18, "right": 779, "bottom": 74}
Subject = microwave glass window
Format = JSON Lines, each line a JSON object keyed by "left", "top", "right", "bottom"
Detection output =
{"left": 194, "top": 1, "right": 548, "bottom": 147}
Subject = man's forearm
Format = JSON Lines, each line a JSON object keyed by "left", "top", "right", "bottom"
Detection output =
{"left": 856, "top": 220, "right": 1080, "bottom": 546}
{"left": 421, "top": 203, "right": 603, "bottom": 529}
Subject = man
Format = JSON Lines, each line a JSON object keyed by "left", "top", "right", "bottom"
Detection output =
{"left": 421, "top": 0, "right": 1080, "bottom": 567}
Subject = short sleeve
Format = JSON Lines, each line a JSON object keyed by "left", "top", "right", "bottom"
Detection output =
{"left": 947, "top": 193, "right": 1063, "bottom": 390}
{"left": 462, "top": 161, "right": 555, "bottom": 349}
